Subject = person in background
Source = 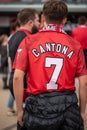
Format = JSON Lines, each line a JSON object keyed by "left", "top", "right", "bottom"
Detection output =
{"left": 8, "top": 19, "right": 20, "bottom": 40}
{"left": 71, "top": 16, "right": 87, "bottom": 68}
{"left": 7, "top": 93, "right": 17, "bottom": 116}
{"left": 0, "top": 34, "right": 8, "bottom": 89}
{"left": 8, "top": 8, "right": 40, "bottom": 130}
{"left": 7, "top": 20, "right": 20, "bottom": 116}
{"left": 13, "top": 0, "right": 87, "bottom": 130}
{"left": 8, "top": 8, "right": 40, "bottom": 97}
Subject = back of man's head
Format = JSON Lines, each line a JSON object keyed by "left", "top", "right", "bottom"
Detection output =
{"left": 17, "top": 8, "right": 39, "bottom": 26}
{"left": 78, "top": 16, "right": 87, "bottom": 25}
{"left": 43, "top": 0, "right": 68, "bottom": 24}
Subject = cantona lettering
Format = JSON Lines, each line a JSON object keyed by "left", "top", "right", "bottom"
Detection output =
{"left": 32, "top": 42, "right": 74, "bottom": 59}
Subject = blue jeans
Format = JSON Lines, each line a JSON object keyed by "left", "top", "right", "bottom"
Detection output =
{"left": 7, "top": 93, "right": 14, "bottom": 109}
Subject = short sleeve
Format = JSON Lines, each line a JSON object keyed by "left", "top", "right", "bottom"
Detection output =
{"left": 13, "top": 37, "right": 29, "bottom": 72}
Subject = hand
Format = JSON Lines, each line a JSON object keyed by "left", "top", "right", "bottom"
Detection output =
{"left": 17, "top": 109, "right": 24, "bottom": 126}
{"left": 81, "top": 112, "right": 86, "bottom": 124}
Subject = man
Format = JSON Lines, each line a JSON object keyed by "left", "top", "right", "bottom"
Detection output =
{"left": 71, "top": 16, "right": 87, "bottom": 67}
{"left": 8, "top": 8, "right": 40, "bottom": 96}
{"left": 13, "top": 0, "right": 87, "bottom": 130}
{"left": 0, "top": 34, "right": 8, "bottom": 89}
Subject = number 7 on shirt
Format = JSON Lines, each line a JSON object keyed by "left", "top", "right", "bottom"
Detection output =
{"left": 45, "top": 57, "right": 63, "bottom": 90}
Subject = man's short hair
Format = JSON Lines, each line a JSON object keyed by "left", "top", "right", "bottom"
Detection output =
{"left": 17, "top": 8, "right": 39, "bottom": 25}
{"left": 43, "top": 0, "right": 68, "bottom": 24}
{"left": 78, "top": 16, "right": 87, "bottom": 25}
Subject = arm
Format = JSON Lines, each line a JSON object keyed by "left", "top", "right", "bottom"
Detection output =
{"left": 13, "top": 37, "right": 29, "bottom": 124}
{"left": 13, "top": 69, "right": 25, "bottom": 125}
{"left": 78, "top": 75, "right": 87, "bottom": 124}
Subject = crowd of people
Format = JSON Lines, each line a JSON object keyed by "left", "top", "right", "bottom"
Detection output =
{"left": 0, "top": 0, "right": 87, "bottom": 3}
{"left": 0, "top": 0, "right": 87, "bottom": 130}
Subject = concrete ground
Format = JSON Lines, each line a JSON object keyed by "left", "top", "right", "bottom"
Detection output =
{"left": 0, "top": 78, "right": 16, "bottom": 130}
{"left": 0, "top": 78, "right": 87, "bottom": 130}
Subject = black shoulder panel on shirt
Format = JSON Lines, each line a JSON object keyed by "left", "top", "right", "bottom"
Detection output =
{"left": 8, "top": 31, "right": 27, "bottom": 64}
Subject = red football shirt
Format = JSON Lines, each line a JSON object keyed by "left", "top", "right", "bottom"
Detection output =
{"left": 13, "top": 24, "right": 87, "bottom": 95}
{"left": 71, "top": 25, "right": 87, "bottom": 49}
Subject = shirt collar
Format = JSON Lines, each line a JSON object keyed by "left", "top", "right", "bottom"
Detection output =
{"left": 39, "top": 24, "right": 65, "bottom": 33}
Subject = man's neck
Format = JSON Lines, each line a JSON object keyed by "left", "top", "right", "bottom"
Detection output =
{"left": 20, "top": 26, "right": 31, "bottom": 33}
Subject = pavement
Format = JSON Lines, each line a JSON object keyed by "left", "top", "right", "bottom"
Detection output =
{"left": 0, "top": 78, "right": 87, "bottom": 130}
{"left": 0, "top": 78, "right": 17, "bottom": 130}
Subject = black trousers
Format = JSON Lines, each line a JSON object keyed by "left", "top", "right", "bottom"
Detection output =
{"left": 22, "top": 92, "right": 84, "bottom": 130}
{"left": 83, "top": 49, "right": 87, "bottom": 68}
{"left": 8, "top": 71, "right": 14, "bottom": 97}
{"left": 9, "top": 71, "right": 27, "bottom": 98}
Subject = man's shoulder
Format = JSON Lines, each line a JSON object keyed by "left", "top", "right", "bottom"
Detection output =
{"left": 68, "top": 34, "right": 82, "bottom": 50}
{"left": 9, "top": 31, "right": 27, "bottom": 42}
{"left": 25, "top": 32, "right": 40, "bottom": 42}
{"left": 71, "top": 26, "right": 85, "bottom": 32}
{"left": 8, "top": 31, "right": 28, "bottom": 48}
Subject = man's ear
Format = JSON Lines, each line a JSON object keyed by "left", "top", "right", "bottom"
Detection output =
{"left": 40, "top": 14, "right": 47, "bottom": 27}
{"left": 62, "top": 17, "right": 67, "bottom": 26}
{"left": 41, "top": 14, "right": 45, "bottom": 22}
{"left": 28, "top": 20, "right": 33, "bottom": 27}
